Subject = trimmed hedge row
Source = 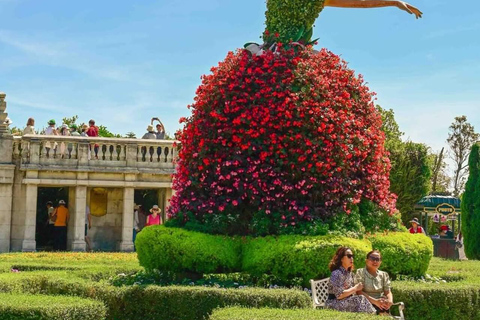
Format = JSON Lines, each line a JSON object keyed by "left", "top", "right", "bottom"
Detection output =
{"left": 136, "top": 226, "right": 433, "bottom": 285}
{"left": 0, "top": 293, "right": 106, "bottom": 320}
{"left": 0, "top": 272, "right": 311, "bottom": 320}
{"left": 210, "top": 307, "right": 378, "bottom": 320}
{"left": 392, "top": 282, "right": 480, "bottom": 320}
{"left": 136, "top": 226, "right": 242, "bottom": 274}
{"left": 242, "top": 235, "right": 371, "bottom": 286}
{"left": 368, "top": 232, "right": 433, "bottom": 278}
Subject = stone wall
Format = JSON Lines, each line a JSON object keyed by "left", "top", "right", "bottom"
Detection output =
{"left": 87, "top": 188, "right": 123, "bottom": 251}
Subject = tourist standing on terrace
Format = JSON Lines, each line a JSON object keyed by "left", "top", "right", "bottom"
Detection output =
{"left": 142, "top": 125, "right": 157, "bottom": 140}
{"left": 86, "top": 119, "right": 99, "bottom": 159}
{"left": 151, "top": 117, "right": 165, "bottom": 140}
{"left": 145, "top": 205, "right": 162, "bottom": 226}
{"left": 53, "top": 200, "right": 69, "bottom": 251}
{"left": 44, "top": 119, "right": 58, "bottom": 156}
{"left": 325, "top": 247, "right": 376, "bottom": 314}
{"left": 70, "top": 124, "right": 80, "bottom": 136}
{"left": 23, "top": 118, "right": 36, "bottom": 135}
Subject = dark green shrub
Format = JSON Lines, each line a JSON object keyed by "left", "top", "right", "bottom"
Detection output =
{"left": 135, "top": 225, "right": 242, "bottom": 274}
{"left": 0, "top": 293, "right": 106, "bottom": 320}
{"left": 242, "top": 235, "right": 371, "bottom": 286}
{"left": 462, "top": 143, "right": 480, "bottom": 259}
{"left": 210, "top": 307, "right": 378, "bottom": 320}
{"left": 368, "top": 232, "right": 433, "bottom": 278}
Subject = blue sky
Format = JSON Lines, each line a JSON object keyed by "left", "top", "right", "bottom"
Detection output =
{"left": 1, "top": 0, "right": 479, "bottom": 157}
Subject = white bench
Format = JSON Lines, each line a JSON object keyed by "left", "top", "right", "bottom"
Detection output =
{"left": 310, "top": 278, "right": 405, "bottom": 320}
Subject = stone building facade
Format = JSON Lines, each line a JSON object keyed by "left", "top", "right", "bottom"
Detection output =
{"left": 0, "top": 92, "right": 176, "bottom": 252}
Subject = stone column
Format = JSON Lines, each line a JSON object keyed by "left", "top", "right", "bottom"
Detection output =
{"left": 0, "top": 165, "right": 15, "bottom": 252}
{"left": 119, "top": 187, "right": 134, "bottom": 252}
{"left": 21, "top": 184, "right": 37, "bottom": 251}
{"left": 68, "top": 186, "right": 87, "bottom": 251}
{"left": 164, "top": 187, "right": 175, "bottom": 221}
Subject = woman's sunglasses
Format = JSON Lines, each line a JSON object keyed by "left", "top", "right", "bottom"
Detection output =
{"left": 344, "top": 254, "right": 355, "bottom": 259}
{"left": 368, "top": 256, "right": 381, "bottom": 262}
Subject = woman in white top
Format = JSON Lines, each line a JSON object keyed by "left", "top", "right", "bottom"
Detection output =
{"left": 23, "top": 118, "right": 36, "bottom": 135}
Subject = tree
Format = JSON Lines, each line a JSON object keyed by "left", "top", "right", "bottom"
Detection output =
{"left": 389, "top": 141, "right": 431, "bottom": 222}
{"left": 447, "top": 116, "right": 479, "bottom": 197}
{"left": 429, "top": 147, "right": 451, "bottom": 194}
{"left": 125, "top": 132, "right": 137, "bottom": 139}
{"left": 461, "top": 143, "right": 480, "bottom": 259}
{"left": 377, "top": 106, "right": 431, "bottom": 223}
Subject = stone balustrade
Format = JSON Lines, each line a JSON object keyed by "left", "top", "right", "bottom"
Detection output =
{"left": 12, "top": 135, "right": 177, "bottom": 171}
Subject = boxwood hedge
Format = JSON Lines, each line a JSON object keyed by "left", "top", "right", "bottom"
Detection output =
{"left": 242, "top": 235, "right": 371, "bottom": 286}
{"left": 368, "top": 232, "right": 433, "bottom": 278}
{"left": 210, "top": 307, "right": 378, "bottom": 320}
{"left": 0, "top": 293, "right": 106, "bottom": 320}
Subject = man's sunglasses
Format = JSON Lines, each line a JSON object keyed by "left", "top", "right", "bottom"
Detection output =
{"left": 344, "top": 254, "right": 355, "bottom": 259}
{"left": 368, "top": 256, "right": 382, "bottom": 262}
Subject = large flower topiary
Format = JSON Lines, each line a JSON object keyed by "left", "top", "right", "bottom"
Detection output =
{"left": 167, "top": 0, "right": 397, "bottom": 235}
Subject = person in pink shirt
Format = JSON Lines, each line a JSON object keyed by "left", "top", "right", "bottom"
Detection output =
{"left": 146, "top": 205, "right": 162, "bottom": 226}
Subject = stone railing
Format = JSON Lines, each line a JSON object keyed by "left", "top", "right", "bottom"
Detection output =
{"left": 12, "top": 135, "right": 177, "bottom": 170}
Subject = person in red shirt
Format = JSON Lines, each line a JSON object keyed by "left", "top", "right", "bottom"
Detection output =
{"left": 86, "top": 119, "right": 99, "bottom": 159}
{"left": 409, "top": 218, "right": 425, "bottom": 234}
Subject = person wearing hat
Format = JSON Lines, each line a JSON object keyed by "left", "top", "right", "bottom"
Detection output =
{"left": 142, "top": 125, "right": 157, "bottom": 140}
{"left": 52, "top": 200, "right": 69, "bottom": 251}
{"left": 44, "top": 119, "right": 58, "bottom": 155}
{"left": 409, "top": 218, "right": 425, "bottom": 234}
{"left": 151, "top": 117, "right": 165, "bottom": 140}
{"left": 69, "top": 124, "right": 80, "bottom": 136}
{"left": 439, "top": 225, "right": 454, "bottom": 239}
{"left": 145, "top": 205, "right": 162, "bottom": 226}
{"left": 80, "top": 124, "right": 89, "bottom": 136}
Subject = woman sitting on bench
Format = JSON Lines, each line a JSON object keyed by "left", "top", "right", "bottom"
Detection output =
{"left": 354, "top": 250, "right": 393, "bottom": 315}
{"left": 325, "top": 247, "right": 376, "bottom": 314}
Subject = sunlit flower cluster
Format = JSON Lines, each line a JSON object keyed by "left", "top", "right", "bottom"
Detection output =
{"left": 168, "top": 46, "right": 396, "bottom": 234}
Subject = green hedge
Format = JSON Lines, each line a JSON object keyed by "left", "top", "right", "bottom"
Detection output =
{"left": 242, "top": 235, "right": 371, "bottom": 286}
{"left": 0, "top": 293, "right": 106, "bottom": 320}
{"left": 368, "top": 233, "right": 433, "bottom": 278}
{"left": 135, "top": 228, "right": 433, "bottom": 285}
{"left": 392, "top": 282, "right": 480, "bottom": 320}
{"left": 210, "top": 307, "right": 378, "bottom": 320}
{"left": 0, "top": 272, "right": 310, "bottom": 320}
{"left": 136, "top": 226, "right": 242, "bottom": 274}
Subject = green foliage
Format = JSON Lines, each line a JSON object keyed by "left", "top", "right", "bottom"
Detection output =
{"left": 242, "top": 235, "right": 371, "bottom": 286}
{"left": 135, "top": 226, "right": 242, "bottom": 274}
{"left": 368, "top": 233, "right": 433, "bottom": 278}
{"left": 0, "top": 293, "right": 106, "bottom": 320}
{"left": 447, "top": 115, "right": 479, "bottom": 197}
{"left": 377, "top": 106, "right": 432, "bottom": 223}
{"left": 389, "top": 141, "right": 432, "bottom": 223}
{"left": 210, "top": 307, "right": 378, "bottom": 320}
{"left": 462, "top": 143, "right": 480, "bottom": 259}
{"left": 0, "top": 271, "right": 310, "bottom": 320}
{"left": 264, "top": 0, "right": 326, "bottom": 43}
{"left": 135, "top": 227, "right": 432, "bottom": 286}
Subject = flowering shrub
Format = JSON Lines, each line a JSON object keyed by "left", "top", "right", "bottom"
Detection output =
{"left": 168, "top": 46, "right": 396, "bottom": 235}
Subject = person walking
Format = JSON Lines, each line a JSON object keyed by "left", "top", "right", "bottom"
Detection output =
{"left": 53, "top": 200, "right": 69, "bottom": 251}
